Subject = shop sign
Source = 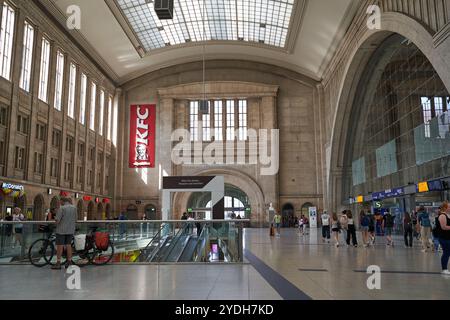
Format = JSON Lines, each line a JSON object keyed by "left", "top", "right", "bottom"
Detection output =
{"left": 1, "top": 182, "right": 25, "bottom": 198}
{"left": 83, "top": 196, "right": 92, "bottom": 201}
{"left": 372, "top": 187, "right": 404, "bottom": 200}
{"left": 129, "top": 104, "right": 156, "bottom": 168}
{"left": 102, "top": 198, "right": 110, "bottom": 203}
{"left": 417, "top": 182, "right": 429, "bottom": 193}
{"left": 373, "top": 201, "right": 382, "bottom": 209}
{"left": 60, "top": 191, "right": 70, "bottom": 197}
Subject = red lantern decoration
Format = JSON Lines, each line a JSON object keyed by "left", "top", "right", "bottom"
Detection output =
{"left": 60, "top": 191, "right": 70, "bottom": 197}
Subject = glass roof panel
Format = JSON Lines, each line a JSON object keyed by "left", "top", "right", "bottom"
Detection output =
{"left": 116, "top": 0, "right": 295, "bottom": 51}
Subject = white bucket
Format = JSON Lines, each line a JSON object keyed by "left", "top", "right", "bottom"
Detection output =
{"left": 74, "top": 234, "right": 86, "bottom": 251}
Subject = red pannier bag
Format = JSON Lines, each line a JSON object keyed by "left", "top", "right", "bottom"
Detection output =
{"left": 95, "top": 232, "right": 110, "bottom": 251}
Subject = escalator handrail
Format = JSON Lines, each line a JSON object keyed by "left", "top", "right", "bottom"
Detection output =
{"left": 193, "top": 224, "right": 209, "bottom": 262}
{"left": 136, "top": 223, "right": 165, "bottom": 262}
{"left": 155, "top": 223, "right": 189, "bottom": 262}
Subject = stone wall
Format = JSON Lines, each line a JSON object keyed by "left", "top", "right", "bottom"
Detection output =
{"left": 116, "top": 60, "right": 324, "bottom": 225}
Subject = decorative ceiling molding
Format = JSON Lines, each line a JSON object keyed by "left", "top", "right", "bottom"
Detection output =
{"left": 157, "top": 81, "right": 279, "bottom": 99}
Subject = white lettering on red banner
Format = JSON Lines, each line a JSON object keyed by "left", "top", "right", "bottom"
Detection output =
{"left": 129, "top": 105, "right": 156, "bottom": 168}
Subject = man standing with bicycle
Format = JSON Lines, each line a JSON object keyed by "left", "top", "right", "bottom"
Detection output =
{"left": 52, "top": 197, "right": 77, "bottom": 270}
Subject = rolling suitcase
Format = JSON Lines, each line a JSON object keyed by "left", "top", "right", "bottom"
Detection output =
{"left": 270, "top": 223, "right": 275, "bottom": 237}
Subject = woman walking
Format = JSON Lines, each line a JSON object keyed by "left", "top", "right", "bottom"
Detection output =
{"left": 331, "top": 212, "right": 340, "bottom": 247}
{"left": 436, "top": 202, "right": 450, "bottom": 275}
{"left": 403, "top": 212, "right": 413, "bottom": 248}
{"left": 360, "top": 210, "right": 370, "bottom": 247}
{"left": 346, "top": 210, "right": 358, "bottom": 247}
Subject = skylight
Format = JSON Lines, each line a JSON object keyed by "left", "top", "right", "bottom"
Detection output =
{"left": 115, "top": 0, "right": 294, "bottom": 51}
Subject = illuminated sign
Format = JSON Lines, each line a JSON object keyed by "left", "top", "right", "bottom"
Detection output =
{"left": 2, "top": 183, "right": 24, "bottom": 191}
{"left": 372, "top": 188, "right": 404, "bottom": 200}
{"left": 129, "top": 105, "right": 156, "bottom": 168}
{"left": 356, "top": 196, "right": 364, "bottom": 203}
{"left": 418, "top": 182, "right": 429, "bottom": 193}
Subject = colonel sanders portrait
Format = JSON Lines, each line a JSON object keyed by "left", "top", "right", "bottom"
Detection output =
{"left": 136, "top": 144, "right": 148, "bottom": 161}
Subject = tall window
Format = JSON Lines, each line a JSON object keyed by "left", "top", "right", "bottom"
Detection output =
{"left": 15, "top": 146, "right": 25, "bottom": 170}
{"left": 89, "top": 82, "right": 96, "bottom": 131}
{"left": 421, "top": 97, "right": 432, "bottom": 138}
{"left": 79, "top": 73, "right": 87, "bottom": 125}
{"left": 38, "top": 38, "right": 50, "bottom": 102}
{"left": 99, "top": 90, "right": 105, "bottom": 135}
{"left": 226, "top": 100, "right": 235, "bottom": 141}
{"left": 107, "top": 96, "right": 112, "bottom": 140}
{"left": 0, "top": 105, "right": 6, "bottom": 126}
{"left": 434, "top": 97, "right": 444, "bottom": 116}
{"left": 238, "top": 100, "right": 247, "bottom": 140}
{"left": 189, "top": 101, "right": 199, "bottom": 141}
{"left": 214, "top": 101, "right": 223, "bottom": 141}
{"left": 54, "top": 51, "right": 64, "bottom": 111}
{"left": 67, "top": 63, "right": 77, "bottom": 119}
{"left": 113, "top": 96, "right": 118, "bottom": 145}
{"left": 202, "top": 101, "right": 211, "bottom": 141}
{"left": 50, "top": 158, "right": 58, "bottom": 177}
{"left": 19, "top": 22, "right": 34, "bottom": 92}
{"left": 34, "top": 152, "right": 43, "bottom": 174}
{"left": 0, "top": 3, "right": 15, "bottom": 80}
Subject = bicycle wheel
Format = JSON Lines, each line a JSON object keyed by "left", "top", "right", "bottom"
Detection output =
{"left": 89, "top": 242, "right": 115, "bottom": 265}
{"left": 28, "top": 239, "right": 54, "bottom": 267}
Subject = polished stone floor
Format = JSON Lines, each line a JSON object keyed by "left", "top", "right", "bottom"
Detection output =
{"left": 0, "top": 228, "right": 449, "bottom": 300}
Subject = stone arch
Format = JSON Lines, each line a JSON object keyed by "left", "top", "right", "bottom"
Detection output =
{"left": 77, "top": 200, "right": 84, "bottom": 220}
{"left": 33, "top": 194, "right": 46, "bottom": 221}
{"left": 172, "top": 168, "right": 266, "bottom": 227}
{"left": 126, "top": 204, "right": 138, "bottom": 220}
{"left": 281, "top": 203, "right": 295, "bottom": 228}
{"left": 50, "top": 196, "right": 60, "bottom": 210}
{"left": 327, "top": 12, "right": 450, "bottom": 212}
{"left": 144, "top": 204, "right": 157, "bottom": 220}
{"left": 87, "top": 201, "right": 96, "bottom": 220}
{"left": 97, "top": 202, "right": 104, "bottom": 220}
{"left": 105, "top": 203, "right": 111, "bottom": 219}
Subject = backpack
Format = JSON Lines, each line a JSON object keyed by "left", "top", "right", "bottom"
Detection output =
{"left": 95, "top": 232, "right": 110, "bottom": 251}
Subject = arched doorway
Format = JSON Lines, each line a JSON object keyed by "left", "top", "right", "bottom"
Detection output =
{"left": 0, "top": 193, "right": 4, "bottom": 219}
{"left": 187, "top": 184, "right": 250, "bottom": 220}
{"left": 301, "top": 202, "right": 314, "bottom": 219}
{"left": 105, "top": 203, "right": 111, "bottom": 219}
{"left": 87, "top": 201, "right": 95, "bottom": 220}
{"left": 77, "top": 200, "right": 84, "bottom": 220}
{"left": 50, "top": 196, "right": 60, "bottom": 211}
{"left": 144, "top": 204, "right": 157, "bottom": 220}
{"left": 126, "top": 204, "right": 138, "bottom": 220}
{"left": 33, "top": 194, "right": 45, "bottom": 221}
{"left": 281, "top": 203, "right": 294, "bottom": 228}
{"left": 97, "top": 202, "right": 104, "bottom": 220}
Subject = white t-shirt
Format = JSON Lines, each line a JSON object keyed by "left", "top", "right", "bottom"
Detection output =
{"left": 321, "top": 214, "right": 330, "bottom": 226}
{"left": 348, "top": 218, "right": 354, "bottom": 225}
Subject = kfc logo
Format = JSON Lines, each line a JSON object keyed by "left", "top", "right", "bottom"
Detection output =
{"left": 129, "top": 105, "right": 155, "bottom": 168}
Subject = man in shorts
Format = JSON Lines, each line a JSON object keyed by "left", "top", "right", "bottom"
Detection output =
{"left": 52, "top": 197, "right": 77, "bottom": 270}
{"left": 383, "top": 210, "right": 395, "bottom": 246}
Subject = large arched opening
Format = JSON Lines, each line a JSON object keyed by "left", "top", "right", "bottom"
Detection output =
{"left": 172, "top": 169, "right": 265, "bottom": 226}
{"left": 126, "top": 204, "right": 138, "bottom": 220}
{"left": 14, "top": 195, "right": 26, "bottom": 212}
{"left": 50, "top": 196, "right": 60, "bottom": 211}
{"left": 144, "top": 204, "right": 157, "bottom": 220}
{"left": 105, "top": 203, "right": 111, "bottom": 219}
{"left": 97, "top": 202, "right": 104, "bottom": 220}
{"left": 328, "top": 12, "right": 450, "bottom": 212}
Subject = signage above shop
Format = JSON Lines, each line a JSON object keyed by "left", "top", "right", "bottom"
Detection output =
{"left": 2, "top": 183, "right": 24, "bottom": 191}
{"left": 83, "top": 196, "right": 92, "bottom": 201}
{"left": 372, "top": 187, "right": 404, "bottom": 200}
{"left": 60, "top": 191, "right": 70, "bottom": 197}
{"left": 103, "top": 199, "right": 110, "bottom": 203}
{"left": 356, "top": 196, "right": 364, "bottom": 204}
{"left": 417, "top": 182, "right": 429, "bottom": 193}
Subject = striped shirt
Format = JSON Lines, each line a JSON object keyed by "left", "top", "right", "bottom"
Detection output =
{"left": 55, "top": 204, "right": 77, "bottom": 235}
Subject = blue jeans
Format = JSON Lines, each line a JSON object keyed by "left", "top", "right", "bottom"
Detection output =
{"left": 438, "top": 238, "right": 450, "bottom": 270}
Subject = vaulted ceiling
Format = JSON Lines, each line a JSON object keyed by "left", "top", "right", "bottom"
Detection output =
{"left": 44, "top": 0, "right": 360, "bottom": 84}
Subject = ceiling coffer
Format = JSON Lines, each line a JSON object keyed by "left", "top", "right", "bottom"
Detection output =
{"left": 153, "top": 0, "right": 174, "bottom": 20}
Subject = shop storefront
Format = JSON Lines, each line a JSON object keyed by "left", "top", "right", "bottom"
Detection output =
{"left": 0, "top": 182, "right": 26, "bottom": 219}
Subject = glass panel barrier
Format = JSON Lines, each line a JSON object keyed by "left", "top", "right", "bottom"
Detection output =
{"left": 0, "top": 220, "right": 247, "bottom": 264}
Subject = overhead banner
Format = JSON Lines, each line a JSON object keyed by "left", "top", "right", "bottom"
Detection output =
{"left": 129, "top": 104, "right": 156, "bottom": 168}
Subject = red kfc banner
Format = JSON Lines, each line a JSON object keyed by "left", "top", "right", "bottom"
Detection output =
{"left": 129, "top": 105, "right": 156, "bottom": 168}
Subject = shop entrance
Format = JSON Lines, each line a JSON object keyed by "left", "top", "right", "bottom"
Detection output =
{"left": 281, "top": 203, "right": 295, "bottom": 227}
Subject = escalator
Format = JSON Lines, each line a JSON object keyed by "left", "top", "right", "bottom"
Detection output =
{"left": 178, "top": 236, "right": 199, "bottom": 262}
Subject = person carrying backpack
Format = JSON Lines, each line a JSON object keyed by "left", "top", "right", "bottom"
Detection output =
{"left": 418, "top": 206, "right": 432, "bottom": 252}
{"left": 383, "top": 210, "right": 395, "bottom": 246}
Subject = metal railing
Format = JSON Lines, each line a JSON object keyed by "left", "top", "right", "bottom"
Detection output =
{"left": 0, "top": 220, "right": 247, "bottom": 264}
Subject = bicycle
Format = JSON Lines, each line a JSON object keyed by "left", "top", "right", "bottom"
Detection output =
{"left": 28, "top": 227, "right": 115, "bottom": 267}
